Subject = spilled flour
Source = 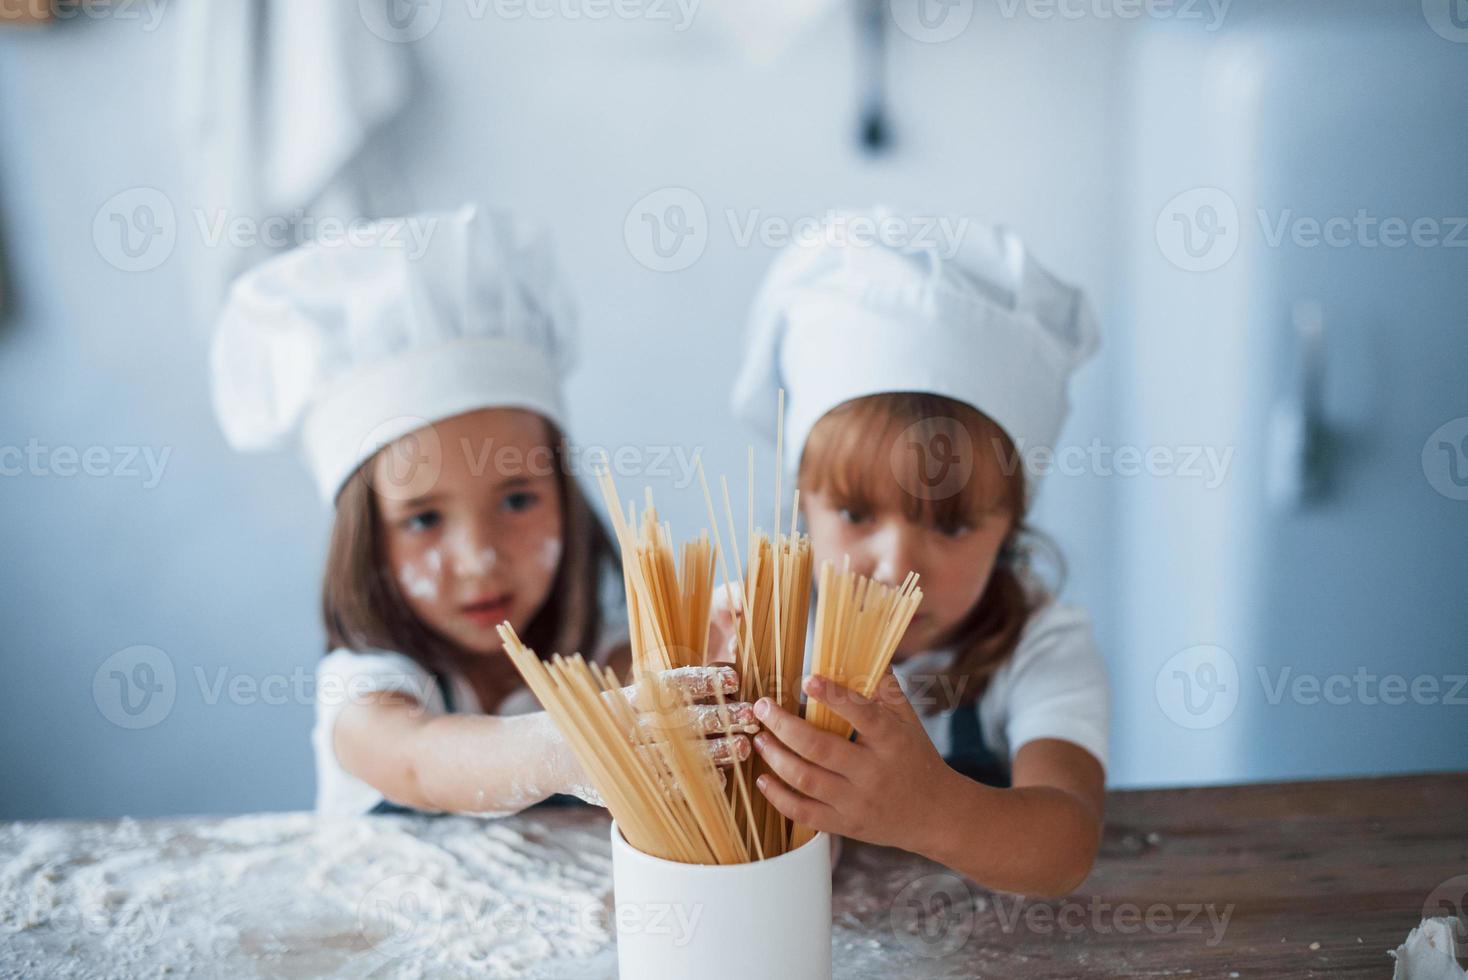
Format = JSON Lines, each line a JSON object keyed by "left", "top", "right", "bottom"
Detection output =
{"left": 0, "top": 809, "right": 618, "bottom": 979}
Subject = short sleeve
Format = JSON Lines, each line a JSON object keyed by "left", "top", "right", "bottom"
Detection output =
{"left": 311, "top": 649, "right": 443, "bottom": 816}
{"left": 981, "top": 603, "right": 1110, "bottom": 771}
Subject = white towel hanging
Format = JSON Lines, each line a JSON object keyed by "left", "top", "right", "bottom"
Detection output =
{"left": 175, "top": 0, "right": 414, "bottom": 318}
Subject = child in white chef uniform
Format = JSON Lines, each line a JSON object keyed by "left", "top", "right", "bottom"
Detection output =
{"left": 210, "top": 205, "right": 754, "bottom": 818}
{"left": 721, "top": 209, "right": 1110, "bottom": 896}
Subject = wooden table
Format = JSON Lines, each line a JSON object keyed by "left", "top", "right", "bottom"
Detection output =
{"left": 2, "top": 773, "right": 1464, "bottom": 978}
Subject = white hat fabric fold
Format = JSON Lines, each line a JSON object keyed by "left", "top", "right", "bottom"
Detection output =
{"left": 210, "top": 204, "right": 576, "bottom": 503}
{"left": 732, "top": 208, "right": 1099, "bottom": 484}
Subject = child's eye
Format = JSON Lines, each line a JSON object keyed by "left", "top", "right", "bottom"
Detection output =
{"left": 401, "top": 510, "right": 441, "bottom": 533}
{"left": 502, "top": 491, "right": 541, "bottom": 514}
{"left": 838, "top": 507, "right": 871, "bottom": 526}
{"left": 935, "top": 521, "right": 973, "bottom": 540}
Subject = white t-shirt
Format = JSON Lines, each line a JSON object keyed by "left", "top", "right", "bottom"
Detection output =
{"left": 312, "top": 630, "right": 624, "bottom": 816}
{"left": 890, "top": 601, "right": 1109, "bottom": 773}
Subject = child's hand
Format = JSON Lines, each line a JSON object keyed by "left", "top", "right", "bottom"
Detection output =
{"left": 704, "top": 582, "right": 743, "bottom": 667}
{"left": 624, "top": 664, "right": 758, "bottom": 766}
{"left": 555, "top": 665, "right": 757, "bottom": 807}
{"left": 751, "top": 671, "right": 951, "bottom": 853}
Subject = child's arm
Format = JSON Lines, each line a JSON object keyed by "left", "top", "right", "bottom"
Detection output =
{"left": 334, "top": 693, "right": 605, "bottom": 814}
{"left": 751, "top": 673, "right": 1104, "bottom": 897}
{"left": 334, "top": 667, "right": 755, "bottom": 816}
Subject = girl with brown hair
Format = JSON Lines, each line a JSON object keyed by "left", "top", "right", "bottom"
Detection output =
{"left": 211, "top": 206, "right": 753, "bottom": 817}
{"left": 722, "top": 210, "right": 1110, "bottom": 896}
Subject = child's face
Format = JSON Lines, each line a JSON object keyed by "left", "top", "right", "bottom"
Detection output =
{"left": 372, "top": 408, "right": 564, "bottom": 657}
{"left": 803, "top": 492, "right": 1011, "bottom": 658}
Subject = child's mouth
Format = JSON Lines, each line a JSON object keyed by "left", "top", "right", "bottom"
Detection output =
{"left": 460, "top": 594, "right": 515, "bottom": 627}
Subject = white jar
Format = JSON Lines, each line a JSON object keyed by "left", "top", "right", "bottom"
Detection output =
{"left": 609, "top": 821, "right": 833, "bottom": 979}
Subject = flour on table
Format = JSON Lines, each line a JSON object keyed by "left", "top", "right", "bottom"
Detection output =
{"left": 0, "top": 810, "right": 616, "bottom": 979}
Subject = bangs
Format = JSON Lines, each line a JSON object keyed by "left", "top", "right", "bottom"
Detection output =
{"left": 797, "top": 392, "right": 1024, "bottom": 529}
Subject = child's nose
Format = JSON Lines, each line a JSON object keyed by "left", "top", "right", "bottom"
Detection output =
{"left": 446, "top": 525, "right": 499, "bottom": 577}
{"left": 864, "top": 524, "right": 921, "bottom": 587}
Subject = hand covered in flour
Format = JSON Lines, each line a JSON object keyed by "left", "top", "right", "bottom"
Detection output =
{"left": 552, "top": 664, "right": 759, "bottom": 807}
{"left": 751, "top": 671, "right": 949, "bottom": 853}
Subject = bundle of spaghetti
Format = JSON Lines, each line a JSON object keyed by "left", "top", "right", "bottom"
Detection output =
{"left": 719, "top": 528, "right": 813, "bottom": 857}
{"left": 804, "top": 557, "right": 924, "bottom": 739}
{"left": 789, "top": 558, "right": 924, "bottom": 849}
{"left": 499, "top": 623, "right": 749, "bottom": 865}
{"left": 594, "top": 472, "right": 715, "bottom": 675}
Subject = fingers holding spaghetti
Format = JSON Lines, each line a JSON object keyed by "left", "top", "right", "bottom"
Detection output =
{"left": 755, "top": 772, "right": 840, "bottom": 835}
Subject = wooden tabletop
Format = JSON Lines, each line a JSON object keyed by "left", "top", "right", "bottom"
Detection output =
{"left": 835, "top": 772, "right": 1468, "bottom": 978}
{"left": 2, "top": 773, "right": 1464, "bottom": 978}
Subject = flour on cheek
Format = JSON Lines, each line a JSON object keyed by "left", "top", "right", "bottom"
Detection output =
{"left": 397, "top": 548, "right": 444, "bottom": 601}
{"left": 539, "top": 537, "right": 563, "bottom": 572}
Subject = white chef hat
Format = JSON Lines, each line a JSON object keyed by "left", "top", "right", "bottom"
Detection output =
{"left": 732, "top": 208, "right": 1099, "bottom": 488}
{"left": 210, "top": 204, "right": 576, "bottom": 504}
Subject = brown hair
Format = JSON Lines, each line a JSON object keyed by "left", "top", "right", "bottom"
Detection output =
{"left": 798, "top": 392, "right": 1059, "bottom": 712}
{"left": 321, "top": 424, "right": 619, "bottom": 687}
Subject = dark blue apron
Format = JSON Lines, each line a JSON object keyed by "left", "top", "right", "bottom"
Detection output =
{"left": 369, "top": 671, "right": 588, "bottom": 816}
{"left": 945, "top": 697, "right": 1012, "bottom": 789}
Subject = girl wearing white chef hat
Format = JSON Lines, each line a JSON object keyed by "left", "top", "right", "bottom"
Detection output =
{"left": 212, "top": 205, "right": 754, "bottom": 818}
{"left": 725, "top": 208, "right": 1109, "bottom": 897}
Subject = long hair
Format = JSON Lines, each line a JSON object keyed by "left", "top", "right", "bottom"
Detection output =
{"left": 798, "top": 392, "right": 1060, "bottom": 712}
{"left": 321, "top": 425, "right": 617, "bottom": 681}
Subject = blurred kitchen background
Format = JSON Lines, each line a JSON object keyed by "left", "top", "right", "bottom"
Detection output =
{"left": 0, "top": 0, "right": 1463, "bottom": 819}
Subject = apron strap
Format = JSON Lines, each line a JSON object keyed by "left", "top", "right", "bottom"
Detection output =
{"left": 946, "top": 696, "right": 1011, "bottom": 789}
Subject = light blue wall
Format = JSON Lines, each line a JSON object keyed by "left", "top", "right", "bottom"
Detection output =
{"left": 1, "top": 1, "right": 1462, "bottom": 819}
